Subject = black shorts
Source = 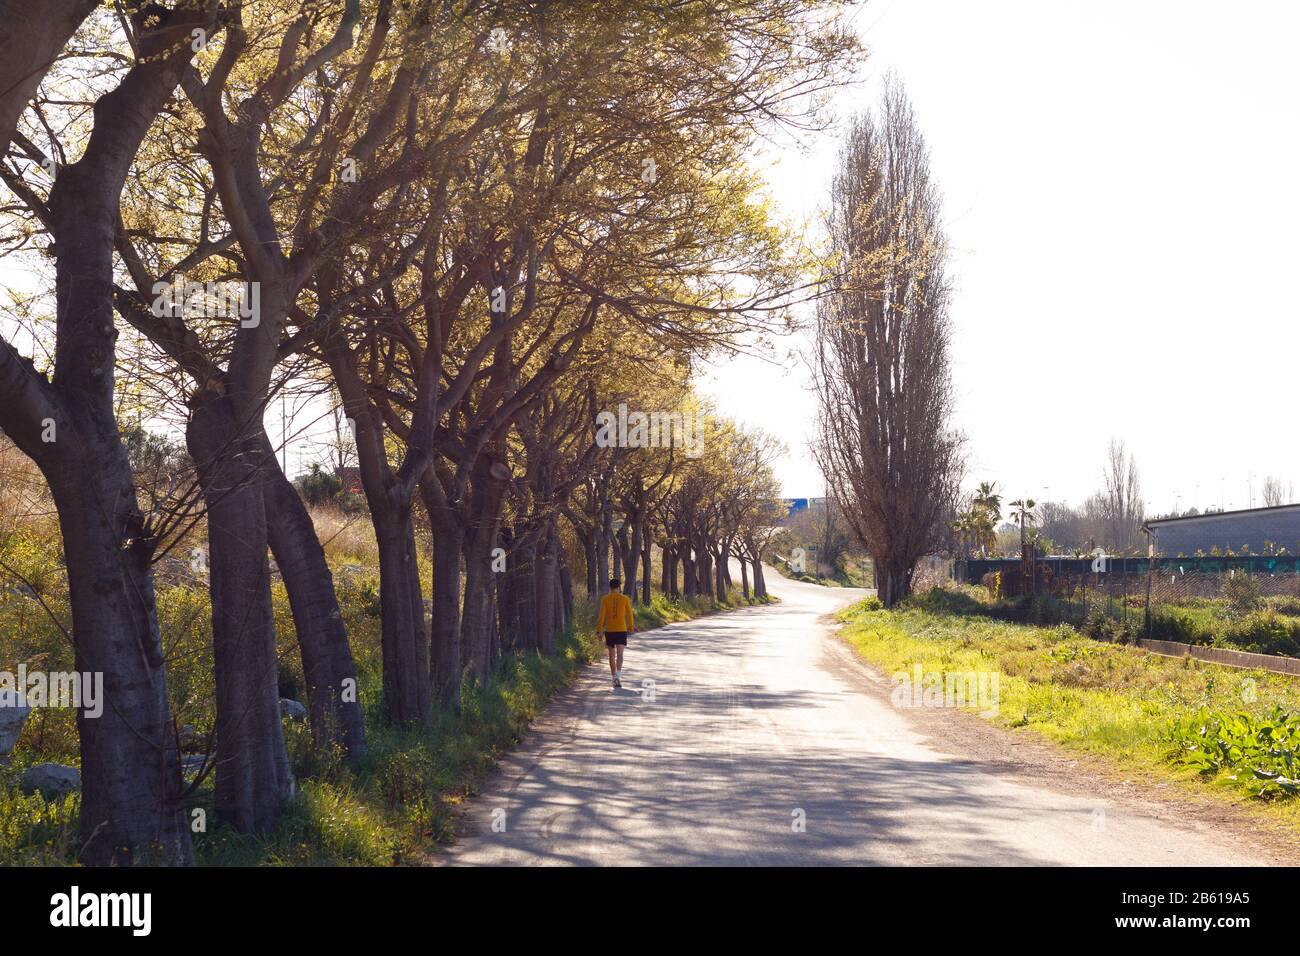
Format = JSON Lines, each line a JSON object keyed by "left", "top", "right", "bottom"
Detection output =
{"left": 604, "top": 631, "right": 628, "bottom": 647}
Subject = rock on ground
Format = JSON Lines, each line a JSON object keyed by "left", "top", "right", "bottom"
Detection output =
{"left": 20, "top": 763, "right": 80, "bottom": 801}
{"left": 0, "top": 689, "right": 32, "bottom": 757}
{"left": 279, "top": 698, "right": 307, "bottom": 722}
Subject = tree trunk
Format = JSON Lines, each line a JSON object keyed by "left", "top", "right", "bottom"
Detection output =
{"left": 373, "top": 499, "right": 431, "bottom": 725}
{"left": 740, "top": 558, "right": 750, "bottom": 599}
{"left": 47, "top": 456, "right": 193, "bottom": 865}
{"left": 640, "top": 529, "right": 652, "bottom": 605}
{"left": 558, "top": 546, "right": 574, "bottom": 633}
{"left": 696, "top": 539, "right": 713, "bottom": 599}
{"left": 875, "top": 554, "right": 912, "bottom": 607}
{"left": 260, "top": 440, "right": 367, "bottom": 759}
{"left": 578, "top": 526, "right": 597, "bottom": 600}
{"left": 427, "top": 515, "right": 464, "bottom": 713}
{"left": 616, "top": 525, "right": 638, "bottom": 601}
{"left": 31, "top": 42, "right": 197, "bottom": 862}
{"left": 508, "top": 534, "right": 538, "bottom": 654}
{"left": 596, "top": 521, "right": 610, "bottom": 592}
{"left": 754, "top": 559, "right": 767, "bottom": 598}
{"left": 495, "top": 524, "right": 518, "bottom": 652}
{"left": 461, "top": 462, "right": 508, "bottom": 685}
{"left": 188, "top": 403, "right": 292, "bottom": 833}
{"left": 535, "top": 530, "right": 558, "bottom": 654}
{"left": 462, "top": 548, "right": 496, "bottom": 680}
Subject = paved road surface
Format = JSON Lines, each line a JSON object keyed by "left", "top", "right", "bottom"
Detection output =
{"left": 441, "top": 569, "right": 1269, "bottom": 865}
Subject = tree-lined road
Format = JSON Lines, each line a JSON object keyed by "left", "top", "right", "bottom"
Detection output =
{"left": 442, "top": 569, "right": 1269, "bottom": 866}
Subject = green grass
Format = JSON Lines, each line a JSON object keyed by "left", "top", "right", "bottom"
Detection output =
{"left": 1148, "top": 599, "right": 1300, "bottom": 657}
{"left": 937, "top": 583, "right": 1300, "bottom": 658}
{"left": 0, "top": 764, "right": 80, "bottom": 866}
{"left": 836, "top": 590, "right": 1300, "bottom": 821}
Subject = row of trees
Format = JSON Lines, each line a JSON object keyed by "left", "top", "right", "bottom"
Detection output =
{"left": 946, "top": 441, "right": 1147, "bottom": 557}
{"left": 993, "top": 440, "right": 1146, "bottom": 555}
{"left": 0, "top": 1, "right": 857, "bottom": 863}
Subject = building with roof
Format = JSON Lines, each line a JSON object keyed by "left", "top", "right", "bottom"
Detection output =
{"left": 1143, "top": 503, "right": 1300, "bottom": 556}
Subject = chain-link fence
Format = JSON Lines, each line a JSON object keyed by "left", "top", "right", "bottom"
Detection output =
{"left": 955, "top": 557, "right": 1300, "bottom": 659}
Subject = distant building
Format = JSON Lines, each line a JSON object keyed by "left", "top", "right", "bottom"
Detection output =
{"left": 1144, "top": 504, "right": 1300, "bottom": 556}
{"left": 779, "top": 497, "right": 829, "bottom": 525}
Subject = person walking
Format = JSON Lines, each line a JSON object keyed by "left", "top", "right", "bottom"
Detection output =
{"left": 596, "top": 578, "right": 636, "bottom": 689}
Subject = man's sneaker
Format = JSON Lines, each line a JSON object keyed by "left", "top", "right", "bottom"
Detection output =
{"left": 613, "top": 678, "right": 622, "bottom": 689}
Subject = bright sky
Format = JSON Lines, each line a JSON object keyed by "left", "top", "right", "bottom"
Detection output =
{"left": 697, "top": 0, "right": 1300, "bottom": 516}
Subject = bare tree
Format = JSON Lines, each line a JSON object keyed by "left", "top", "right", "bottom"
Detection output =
{"left": 1099, "top": 438, "right": 1144, "bottom": 551}
{"left": 811, "top": 79, "right": 963, "bottom": 607}
{"left": 1261, "top": 475, "right": 1292, "bottom": 508}
{"left": 1038, "top": 499, "right": 1088, "bottom": 553}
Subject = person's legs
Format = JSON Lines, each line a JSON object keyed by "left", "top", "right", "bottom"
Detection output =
{"left": 607, "top": 644, "right": 617, "bottom": 678}
{"left": 615, "top": 644, "right": 624, "bottom": 673}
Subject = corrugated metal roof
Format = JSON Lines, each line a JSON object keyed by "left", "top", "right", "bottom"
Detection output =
{"left": 1144, "top": 502, "right": 1300, "bottom": 528}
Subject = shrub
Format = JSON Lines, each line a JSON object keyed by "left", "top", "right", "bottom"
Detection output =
{"left": 295, "top": 464, "right": 343, "bottom": 507}
{"left": 1266, "top": 595, "right": 1300, "bottom": 617}
{"left": 1082, "top": 606, "right": 1136, "bottom": 644}
{"left": 1169, "top": 706, "right": 1299, "bottom": 799}
{"left": 1221, "top": 571, "right": 1261, "bottom": 617}
{"left": 1225, "top": 611, "right": 1300, "bottom": 657}
{"left": 0, "top": 775, "right": 78, "bottom": 866}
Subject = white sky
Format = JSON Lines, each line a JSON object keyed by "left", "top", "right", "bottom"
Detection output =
{"left": 697, "top": 0, "right": 1300, "bottom": 515}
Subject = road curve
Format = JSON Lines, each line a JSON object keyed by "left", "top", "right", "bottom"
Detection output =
{"left": 440, "top": 568, "right": 1271, "bottom": 866}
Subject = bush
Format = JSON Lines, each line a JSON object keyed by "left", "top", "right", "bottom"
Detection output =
{"left": 905, "top": 587, "right": 986, "bottom": 616}
{"left": 295, "top": 464, "right": 343, "bottom": 507}
{"left": 1148, "top": 605, "right": 1214, "bottom": 645}
{"left": 1082, "top": 606, "right": 1136, "bottom": 644}
{"left": 1226, "top": 611, "right": 1300, "bottom": 657}
{"left": 1267, "top": 595, "right": 1300, "bottom": 617}
{"left": 0, "top": 775, "right": 78, "bottom": 866}
{"left": 1221, "top": 571, "right": 1261, "bottom": 617}
{"left": 1169, "top": 706, "right": 1299, "bottom": 799}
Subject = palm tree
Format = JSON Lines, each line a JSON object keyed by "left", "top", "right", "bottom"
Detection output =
{"left": 972, "top": 509, "right": 996, "bottom": 555}
{"left": 973, "top": 481, "right": 1002, "bottom": 523}
{"left": 1008, "top": 498, "right": 1037, "bottom": 552}
{"left": 951, "top": 514, "right": 971, "bottom": 560}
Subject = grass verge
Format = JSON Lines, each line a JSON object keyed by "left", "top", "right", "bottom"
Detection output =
{"left": 836, "top": 590, "right": 1300, "bottom": 827}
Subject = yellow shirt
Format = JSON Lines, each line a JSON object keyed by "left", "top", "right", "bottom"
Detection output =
{"left": 597, "top": 591, "right": 635, "bottom": 633}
